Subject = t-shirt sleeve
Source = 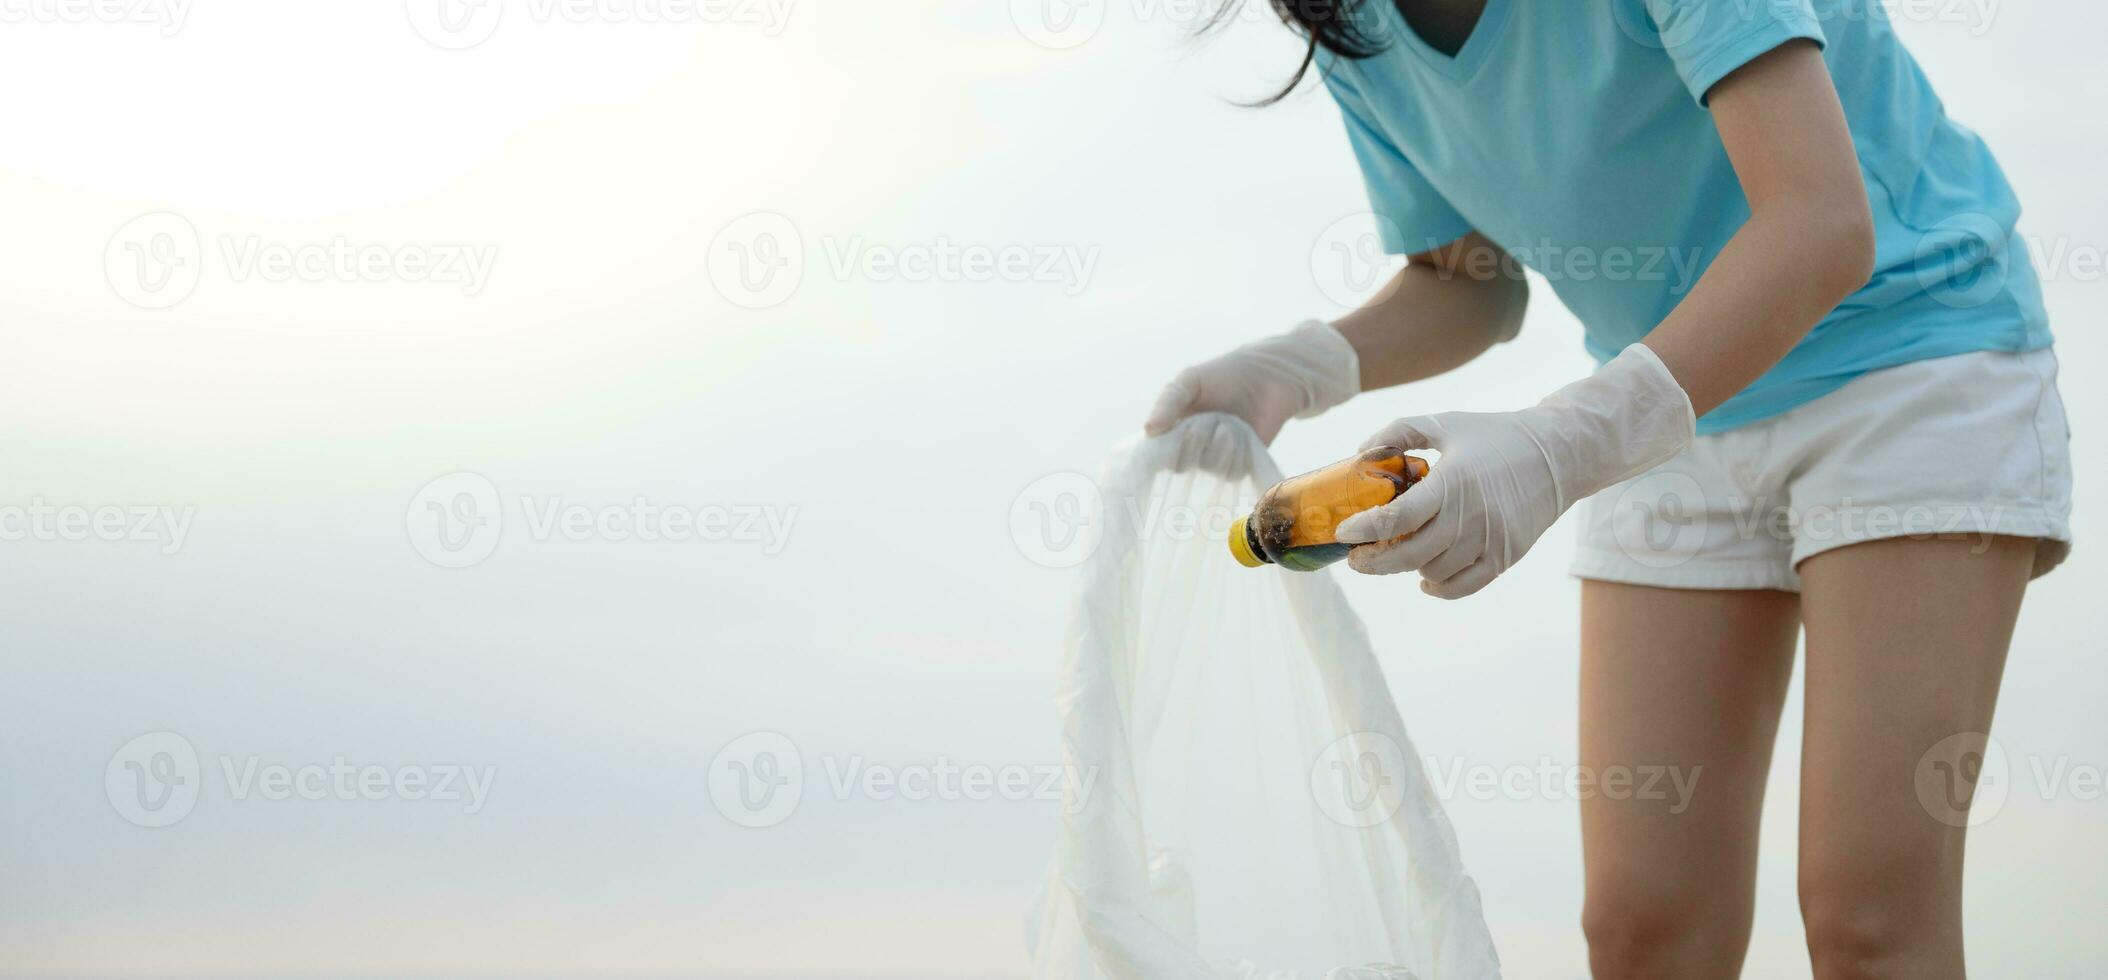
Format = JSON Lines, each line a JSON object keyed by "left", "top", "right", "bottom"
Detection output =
{"left": 1321, "top": 69, "right": 1473, "bottom": 255}
{"left": 1643, "top": 0, "right": 1827, "bottom": 106}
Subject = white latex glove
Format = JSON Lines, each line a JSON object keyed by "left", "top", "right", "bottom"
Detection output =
{"left": 1144, "top": 320, "right": 1360, "bottom": 445}
{"left": 1334, "top": 344, "right": 1696, "bottom": 599}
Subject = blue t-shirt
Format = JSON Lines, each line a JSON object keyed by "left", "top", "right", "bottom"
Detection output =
{"left": 1320, "top": 0, "right": 2051, "bottom": 432}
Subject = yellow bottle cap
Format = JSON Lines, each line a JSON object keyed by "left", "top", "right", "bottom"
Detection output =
{"left": 1227, "top": 516, "right": 1265, "bottom": 568}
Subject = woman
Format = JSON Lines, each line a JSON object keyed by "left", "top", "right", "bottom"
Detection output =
{"left": 1144, "top": 1, "right": 2071, "bottom": 976}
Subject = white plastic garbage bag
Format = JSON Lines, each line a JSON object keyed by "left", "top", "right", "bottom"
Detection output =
{"left": 1030, "top": 414, "right": 1501, "bottom": 980}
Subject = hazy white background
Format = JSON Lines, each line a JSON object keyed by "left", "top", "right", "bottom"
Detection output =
{"left": 1, "top": 0, "right": 2101, "bottom": 976}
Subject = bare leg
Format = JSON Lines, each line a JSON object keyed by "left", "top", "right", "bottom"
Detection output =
{"left": 1796, "top": 535, "right": 2034, "bottom": 979}
{"left": 1580, "top": 581, "right": 1801, "bottom": 979}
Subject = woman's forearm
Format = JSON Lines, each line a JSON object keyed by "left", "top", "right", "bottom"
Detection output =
{"left": 1141, "top": 236, "right": 1522, "bottom": 441}
{"left": 1642, "top": 40, "right": 1877, "bottom": 416}
{"left": 1641, "top": 199, "right": 1874, "bottom": 416}
{"left": 1333, "top": 232, "right": 1530, "bottom": 393}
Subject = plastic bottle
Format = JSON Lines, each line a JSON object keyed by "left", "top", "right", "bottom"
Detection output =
{"left": 1228, "top": 447, "right": 1431, "bottom": 571}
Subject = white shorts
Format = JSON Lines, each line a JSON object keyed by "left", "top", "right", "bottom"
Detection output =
{"left": 1572, "top": 347, "right": 2074, "bottom": 592}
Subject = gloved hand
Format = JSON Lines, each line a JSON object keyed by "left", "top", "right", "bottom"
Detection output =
{"left": 1144, "top": 320, "right": 1361, "bottom": 445}
{"left": 1334, "top": 344, "right": 1696, "bottom": 598}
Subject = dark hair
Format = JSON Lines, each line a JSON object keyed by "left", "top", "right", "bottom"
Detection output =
{"left": 1218, "top": 0, "right": 1391, "bottom": 105}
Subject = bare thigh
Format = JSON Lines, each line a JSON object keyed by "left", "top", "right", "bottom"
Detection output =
{"left": 1796, "top": 534, "right": 2034, "bottom": 979}
{"left": 1579, "top": 581, "right": 1801, "bottom": 979}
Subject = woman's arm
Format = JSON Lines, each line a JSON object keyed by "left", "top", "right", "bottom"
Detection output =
{"left": 1334, "top": 40, "right": 1878, "bottom": 598}
{"left": 1142, "top": 230, "right": 1526, "bottom": 442}
{"left": 1335, "top": 231, "right": 1530, "bottom": 391}
{"left": 1641, "top": 39, "right": 1876, "bottom": 415}
{"left": 1345, "top": 40, "right": 1861, "bottom": 410}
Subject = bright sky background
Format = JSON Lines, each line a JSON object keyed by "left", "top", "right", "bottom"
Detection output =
{"left": 1, "top": 1, "right": 2102, "bottom": 977}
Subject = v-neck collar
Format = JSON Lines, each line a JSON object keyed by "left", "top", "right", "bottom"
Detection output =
{"left": 1383, "top": 0, "right": 1511, "bottom": 82}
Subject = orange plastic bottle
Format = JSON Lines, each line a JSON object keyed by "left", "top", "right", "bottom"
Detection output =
{"left": 1228, "top": 447, "right": 1430, "bottom": 571}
